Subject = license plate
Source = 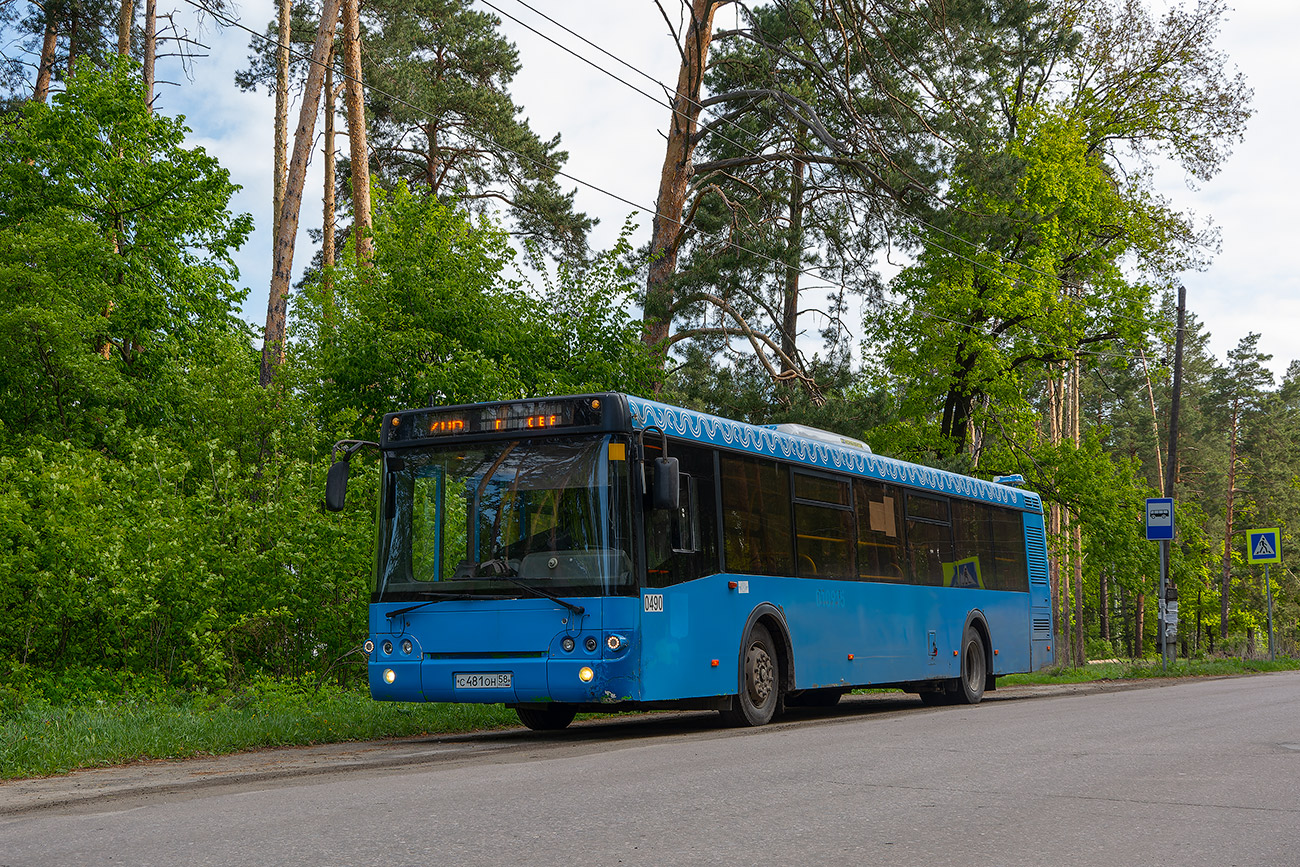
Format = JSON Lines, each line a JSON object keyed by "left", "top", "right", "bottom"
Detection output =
{"left": 454, "top": 672, "right": 512, "bottom": 689}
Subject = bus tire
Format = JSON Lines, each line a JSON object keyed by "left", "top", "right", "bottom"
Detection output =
{"left": 515, "top": 704, "right": 576, "bottom": 731}
{"left": 955, "top": 625, "right": 987, "bottom": 705}
{"left": 720, "top": 622, "right": 781, "bottom": 726}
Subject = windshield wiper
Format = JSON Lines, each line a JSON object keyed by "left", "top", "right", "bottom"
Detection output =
{"left": 469, "top": 558, "right": 585, "bottom": 616}
{"left": 493, "top": 575, "right": 586, "bottom": 617}
{"left": 385, "top": 592, "right": 481, "bottom": 618}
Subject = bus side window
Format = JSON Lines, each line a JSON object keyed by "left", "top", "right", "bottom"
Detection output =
{"left": 905, "top": 493, "right": 953, "bottom": 586}
{"left": 792, "top": 471, "right": 854, "bottom": 579}
{"left": 671, "top": 474, "right": 700, "bottom": 554}
{"left": 988, "top": 507, "right": 1030, "bottom": 592}
{"left": 950, "top": 498, "right": 995, "bottom": 590}
{"left": 645, "top": 444, "right": 717, "bottom": 588}
{"left": 855, "top": 480, "right": 905, "bottom": 582}
{"left": 720, "top": 454, "right": 793, "bottom": 577}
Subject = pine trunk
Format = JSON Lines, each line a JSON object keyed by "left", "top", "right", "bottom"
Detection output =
{"left": 341, "top": 0, "right": 373, "bottom": 263}
{"left": 259, "top": 0, "right": 343, "bottom": 388}
{"left": 118, "top": 0, "right": 132, "bottom": 55}
{"left": 1136, "top": 593, "right": 1145, "bottom": 657}
{"left": 1099, "top": 570, "right": 1109, "bottom": 642}
{"left": 322, "top": 57, "right": 337, "bottom": 329}
{"left": 1139, "top": 347, "right": 1165, "bottom": 485}
{"left": 642, "top": 0, "right": 722, "bottom": 381}
{"left": 780, "top": 155, "right": 804, "bottom": 375}
{"left": 273, "top": 0, "right": 291, "bottom": 243}
{"left": 143, "top": 0, "right": 156, "bottom": 110}
{"left": 1218, "top": 398, "right": 1239, "bottom": 639}
{"left": 33, "top": 15, "right": 58, "bottom": 103}
{"left": 1048, "top": 375, "right": 1064, "bottom": 661}
{"left": 1072, "top": 354, "right": 1084, "bottom": 665}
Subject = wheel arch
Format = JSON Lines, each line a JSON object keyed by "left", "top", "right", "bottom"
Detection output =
{"left": 962, "top": 609, "right": 993, "bottom": 673}
{"left": 739, "top": 603, "right": 795, "bottom": 693}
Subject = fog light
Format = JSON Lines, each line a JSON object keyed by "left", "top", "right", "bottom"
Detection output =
{"left": 561, "top": 636, "right": 576, "bottom": 652}
{"left": 606, "top": 634, "right": 623, "bottom": 651}
{"left": 364, "top": 640, "right": 375, "bottom": 654}
{"left": 383, "top": 668, "right": 396, "bottom": 684}
{"left": 578, "top": 666, "right": 594, "bottom": 683}
{"left": 401, "top": 639, "right": 414, "bottom": 655}
{"left": 382, "top": 640, "right": 394, "bottom": 655}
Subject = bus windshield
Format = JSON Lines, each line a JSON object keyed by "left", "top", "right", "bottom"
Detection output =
{"left": 376, "top": 435, "right": 634, "bottom": 600}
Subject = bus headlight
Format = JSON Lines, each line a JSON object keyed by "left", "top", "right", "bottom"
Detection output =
{"left": 401, "top": 639, "right": 414, "bottom": 655}
{"left": 383, "top": 668, "right": 396, "bottom": 684}
{"left": 364, "top": 640, "right": 375, "bottom": 654}
{"left": 578, "top": 667, "right": 594, "bottom": 683}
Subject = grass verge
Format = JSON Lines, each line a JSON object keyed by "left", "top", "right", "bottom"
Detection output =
{"left": 3, "top": 656, "right": 1297, "bottom": 781}
{"left": 1, "top": 680, "right": 519, "bottom": 781}
{"left": 1001, "top": 655, "right": 1300, "bottom": 685}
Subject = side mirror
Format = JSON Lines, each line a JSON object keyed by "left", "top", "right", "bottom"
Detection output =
{"left": 325, "top": 460, "right": 350, "bottom": 512}
{"left": 651, "top": 456, "right": 680, "bottom": 511}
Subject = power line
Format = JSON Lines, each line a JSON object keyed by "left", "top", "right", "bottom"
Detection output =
{"left": 492, "top": 0, "right": 1174, "bottom": 336}
{"left": 182, "top": 0, "right": 1173, "bottom": 363}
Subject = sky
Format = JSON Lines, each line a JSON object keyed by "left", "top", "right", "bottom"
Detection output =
{"left": 160, "top": 0, "right": 1300, "bottom": 381}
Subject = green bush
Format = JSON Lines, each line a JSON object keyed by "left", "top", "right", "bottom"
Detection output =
{"left": 1085, "top": 637, "right": 1117, "bottom": 660}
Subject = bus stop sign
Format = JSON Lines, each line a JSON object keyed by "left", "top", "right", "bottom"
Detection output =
{"left": 1146, "top": 498, "right": 1174, "bottom": 541}
{"left": 1247, "top": 528, "right": 1281, "bottom": 565}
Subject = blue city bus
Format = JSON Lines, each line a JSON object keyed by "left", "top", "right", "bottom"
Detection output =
{"left": 325, "top": 393, "right": 1054, "bottom": 729}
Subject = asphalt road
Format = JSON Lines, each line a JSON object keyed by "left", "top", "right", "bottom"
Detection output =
{"left": 3, "top": 673, "right": 1299, "bottom": 866}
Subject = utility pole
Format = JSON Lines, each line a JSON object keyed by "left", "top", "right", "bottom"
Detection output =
{"left": 1159, "top": 285, "right": 1186, "bottom": 672}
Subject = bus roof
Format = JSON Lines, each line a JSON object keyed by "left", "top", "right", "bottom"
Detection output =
{"left": 626, "top": 395, "right": 1041, "bottom": 514}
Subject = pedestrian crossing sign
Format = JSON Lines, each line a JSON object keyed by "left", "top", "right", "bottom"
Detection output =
{"left": 1246, "top": 528, "right": 1281, "bottom": 565}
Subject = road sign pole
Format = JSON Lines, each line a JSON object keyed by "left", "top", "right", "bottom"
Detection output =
{"left": 1265, "top": 565, "right": 1275, "bottom": 663}
{"left": 1245, "top": 528, "right": 1281, "bottom": 662}
{"left": 1164, "top": 538, "right": 1175, "bottom": 675}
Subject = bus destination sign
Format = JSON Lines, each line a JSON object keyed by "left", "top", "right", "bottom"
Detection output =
{"left": 387, "top": 398, "right": 602, "bottom": 442}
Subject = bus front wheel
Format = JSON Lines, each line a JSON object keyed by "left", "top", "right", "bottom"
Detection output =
{"left": 515, "top": 704, "right": 576, "bottom": 731}
{"left": 721, "top": 622, "right": 782, "bottom": 726}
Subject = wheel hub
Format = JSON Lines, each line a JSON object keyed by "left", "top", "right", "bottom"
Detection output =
{"left": 745, "top": 643, "right": 774, "bottom": 704}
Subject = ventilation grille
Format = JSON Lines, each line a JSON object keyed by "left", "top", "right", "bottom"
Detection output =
{"left": 1023, "top": 492, "right": 1043, "bottom": 513}
{"left": 1026, "top": 524, "right": 1050, "bottom": 585}
{"left": 1033, "top": 617, "right": 1052, "bottom": 635}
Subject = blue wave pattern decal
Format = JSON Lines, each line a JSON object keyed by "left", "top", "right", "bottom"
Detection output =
{"left": 627, "top": 395, "right": 1029, "bottom": 511}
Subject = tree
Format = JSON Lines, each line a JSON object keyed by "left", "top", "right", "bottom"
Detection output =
{"left": 1209, "top": 333, "right": 1274, "bottom": 640}
{"left": 0, "top": 0, "right": 118, "bottom": 103}
{"left": 350, "top": 0, "right": 590, "bottom": 258}
{"left": 259, "top": 0, "right": 341, "bottom": 387}
{"left": 644, "top": 0, "right": 967, "bottom": 393}
{"left": 865, "top": 0, "right": 1250, "bottom": 462}
{"left": 643, "top": 0, "right": 726, "bottom": 368}
{"left": 0, "top": 56, "right": 252, "bottom": 444}
{"left": 293, "top": 186, "right": 649, "bottom": 434}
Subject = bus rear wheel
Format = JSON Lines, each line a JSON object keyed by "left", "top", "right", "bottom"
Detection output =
{"left": 515, "top": 704, "right": 576, "bottom": 731}
{"left": 721, "top": 622, "right": 781, "bottom": 727}
{"left": 954, "top": 625, "right": 987, "bottom": 705}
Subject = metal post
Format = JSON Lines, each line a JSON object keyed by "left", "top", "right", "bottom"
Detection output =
{"left": 1265, "top": 565, "right": 1275, "bottom": 662}
{"left": 1159, "top": 540, "right": 1169, "bottom": 673}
